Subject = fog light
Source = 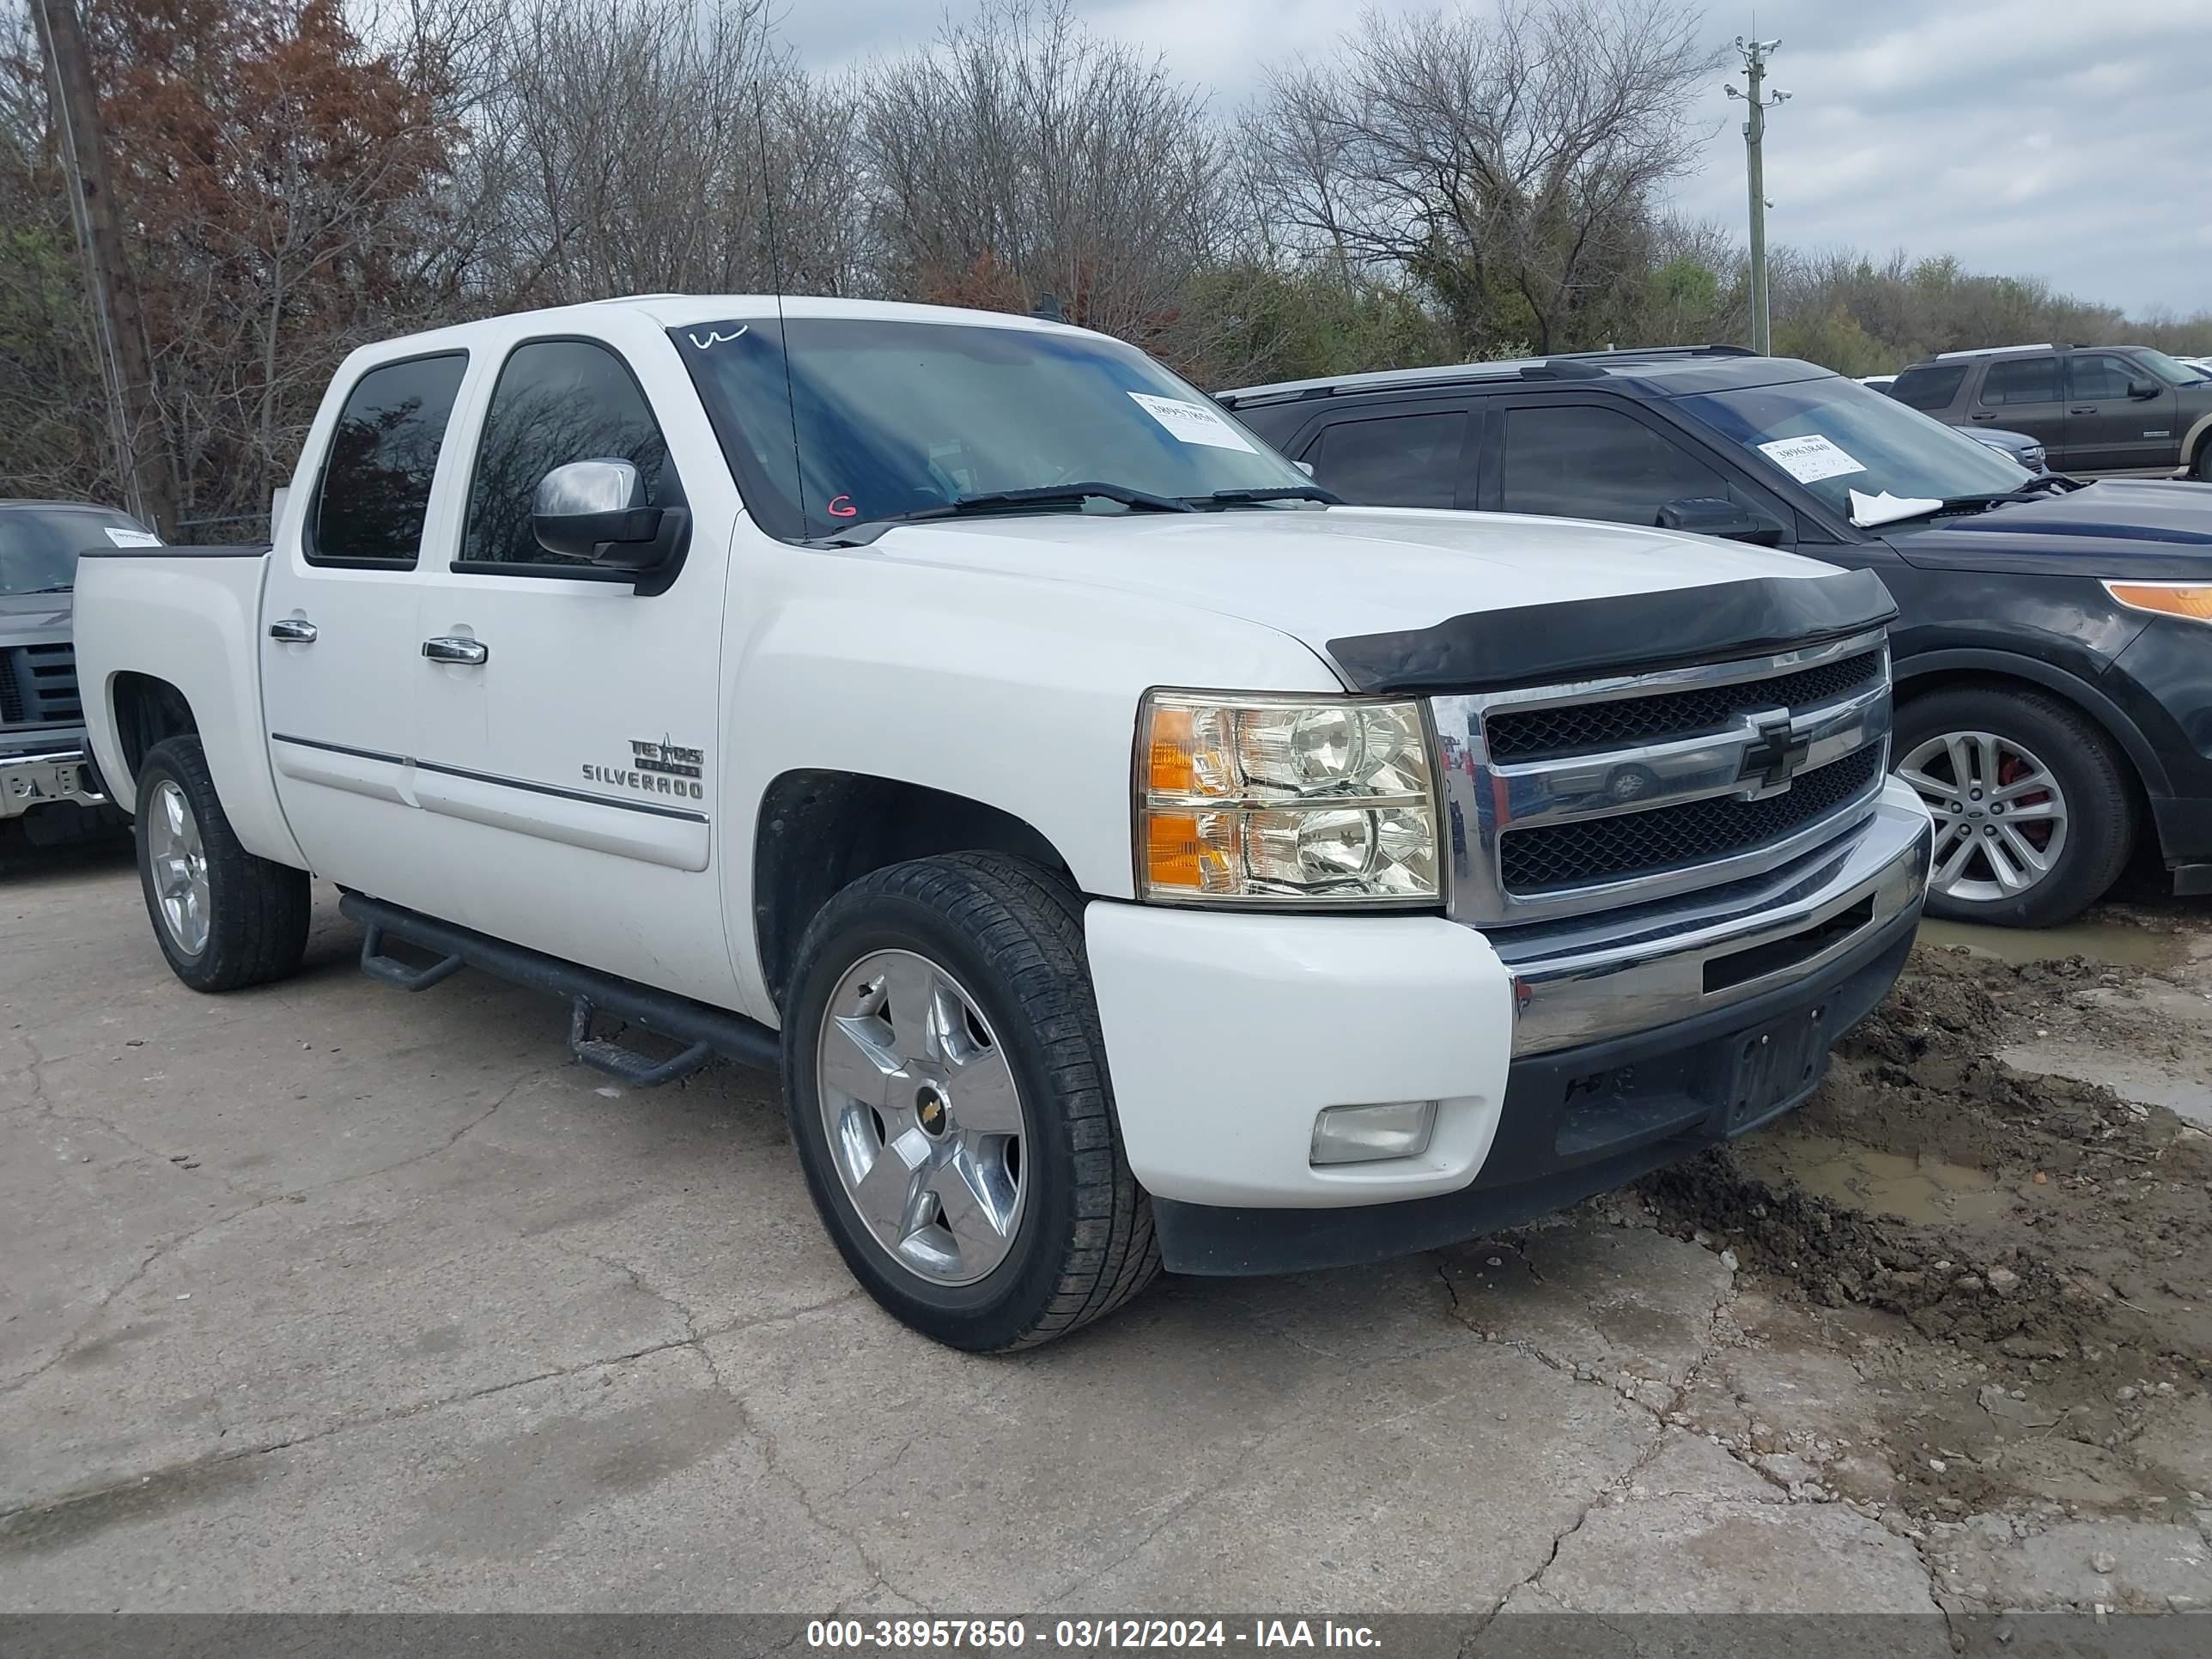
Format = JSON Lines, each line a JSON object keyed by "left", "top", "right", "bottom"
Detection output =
{"left": 1310, "top": 1100, "right": 1437, "bottom": 1166}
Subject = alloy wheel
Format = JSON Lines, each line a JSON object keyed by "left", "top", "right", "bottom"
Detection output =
{"left": 147, "top": 779, "right": 212, "bottom": 956}
{"left": 1897, "top": 730, "right": 2070, "bottom": 904}
{"left": 814, "top": 949, "right": 1027, "bottom": 1286}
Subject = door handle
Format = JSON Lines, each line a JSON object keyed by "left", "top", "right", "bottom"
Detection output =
{"left": 1967, "top": 411, "right": 1996, "bottom": 421}
{"left": 2069, "top": 406, "right": 2097, "bottom": 415}
{"left": 422, "top": 636, "right": 489, "bottom": 665}
{"left": 268, "top": 617, "right": 318, "bottom": 643}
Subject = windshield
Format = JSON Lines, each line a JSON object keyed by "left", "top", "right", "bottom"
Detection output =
{"left": 672, "top": 317, "right": 1311, "bottom": 539}
{"left": 1676, "top": 375, "right": 2030, "bottom": 528}
{"left": 2140, "top": 349, "right": 2209, "bottom": 386}
{"left": 0, "top": 507, "right": 155, "bottom": 595}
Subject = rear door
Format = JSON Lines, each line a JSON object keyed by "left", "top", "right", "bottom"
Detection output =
{"left": 260, "top": 350, "right": 468, "bottom": 916}
{"left": 1296, "top": 406, "right": 1476, "bottom": 507}
{"left": 2064, "top": 351, "right": 2176, "bottom": 472}
{"left": 407, "top": 324, "right": 738, "bottom": 1006}
{"left": 1971, "top": 356, "right": 2068, "bottom": 460}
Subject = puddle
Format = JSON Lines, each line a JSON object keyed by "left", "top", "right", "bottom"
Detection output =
{"left": 1736, "top": 1127, "right": 2014, "bottom": 1225}
{"left": 1916, "top": 915, "right": 2189, "bottom": 973}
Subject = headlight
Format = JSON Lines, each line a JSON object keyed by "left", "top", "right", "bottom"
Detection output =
{"left": 1136, "top": 692, "right": 1441, "bottom": 905}
{"left": 2105, "top": 581, "right": 2212, "bottom": 624}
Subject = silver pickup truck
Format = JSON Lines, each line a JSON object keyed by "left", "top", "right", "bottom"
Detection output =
{"left": 1, "top": 501, "right": 151, "bottom": 842}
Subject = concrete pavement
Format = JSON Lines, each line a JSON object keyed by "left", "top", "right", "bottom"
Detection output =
{"left": 0, "top": 842, "right": 1972, "bottom": 1615}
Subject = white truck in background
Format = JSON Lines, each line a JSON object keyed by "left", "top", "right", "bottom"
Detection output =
{"left": 73, "top": 296, "right": 1932, "bottom": 1350}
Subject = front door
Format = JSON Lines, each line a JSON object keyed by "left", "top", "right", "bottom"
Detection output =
{"left": 2063, "top": 352, "right": 2178, "bottom": 472}
{"left": 409, "top": 327, "right": 738, "bottom": 1007}
{"left": 1969, "top": 357, "right": 2068, "bottom": 462}
{"left": 261, "top": 351, "right": 470, "bottom": 919}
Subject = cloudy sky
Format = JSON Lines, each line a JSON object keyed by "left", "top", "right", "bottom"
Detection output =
{"left": 781, "top": 0, "right": 2212, "bottom": 319}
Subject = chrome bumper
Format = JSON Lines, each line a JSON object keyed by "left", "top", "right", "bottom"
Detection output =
{"left": 0, "top": 748, "right": 106, "bottom": 819}
{"left": 1487, "top": 776, "right": 1934, "bottom": 1056}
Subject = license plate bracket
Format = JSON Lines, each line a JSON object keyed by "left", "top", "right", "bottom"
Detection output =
{"left": 1723, "top": 1003, "right": 1831, "bottom": 1133}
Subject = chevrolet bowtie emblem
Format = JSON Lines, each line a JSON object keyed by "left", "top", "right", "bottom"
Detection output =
{"left": 1739, "top": 713, "right": 1811, "bottom": 794}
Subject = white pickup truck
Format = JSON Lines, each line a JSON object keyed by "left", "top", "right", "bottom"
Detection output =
{"left": 75, "top": 296, "right": 1933, "bottom": 1350}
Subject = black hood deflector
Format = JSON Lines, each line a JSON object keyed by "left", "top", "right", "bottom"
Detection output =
{"left": 1327, "top": 568, "right": 1898, "bottom": 696}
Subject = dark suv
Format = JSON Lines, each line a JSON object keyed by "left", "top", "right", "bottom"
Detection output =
{"left": 1218, "top": 348, "right": 2212, "bottom": 927}
{"left": 1889, "top": 343, "right": 2212, "bottom": 478}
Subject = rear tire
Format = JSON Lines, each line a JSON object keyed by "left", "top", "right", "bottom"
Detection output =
{"left": 135, "top": 736, "right": 311, "bottom": 992}
{"left": 781, "top": 853, "right": 1160, "bottom": 1350}
{"left": 2192, "top": 440, "right": 2212, "bottom": 482}
{"left": 1891, "top": 686, "right": 2135, "bottom": 929}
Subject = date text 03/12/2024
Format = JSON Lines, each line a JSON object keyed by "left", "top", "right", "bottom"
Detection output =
{"left": 805, "top": 1622, "right": 1382, "bottom": 1650}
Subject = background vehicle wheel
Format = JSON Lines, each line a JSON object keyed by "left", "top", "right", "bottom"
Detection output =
{"left": 781, "top": 853, "right": 1159, "bottom": 1351}
{"left": 1892, "top": 686, "right": 2135, "bottom": 928}
{"left": 135, "top": 736, "right": 311, "bottom": 992}
{"left": 2193, "top": 441, "right": 2212, "bottom": 483}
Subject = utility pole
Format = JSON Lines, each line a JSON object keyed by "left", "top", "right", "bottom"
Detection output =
{"left": 32, "top": 0, "right": 173, "bottom": 533}
{"left": 1726, "top": 36, "right": 1790, "bottom": 356}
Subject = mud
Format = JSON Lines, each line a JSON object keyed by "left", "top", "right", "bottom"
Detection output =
{"left": 1624, "top": 902, "right": 2212, "bottom": 1548}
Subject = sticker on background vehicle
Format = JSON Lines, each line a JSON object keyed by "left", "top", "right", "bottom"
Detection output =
{"left": 1757, "top": 434, "right": 1869, "bottom": 483}
{"left": 103, "top": 526, "right": 162, "bottom": 546}
{"left": 1127, "top": 392, "right": 1258, "bottom": 453}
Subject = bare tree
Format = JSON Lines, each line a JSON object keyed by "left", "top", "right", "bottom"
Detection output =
{"left": 861, "top": 0, "right": 1232, "bottom": 359}
{"left": 467, "top": 0, "right": 862, "bottom": 306}
{"left": 1246, "top": 0, "right": 1721, "bottom": 355}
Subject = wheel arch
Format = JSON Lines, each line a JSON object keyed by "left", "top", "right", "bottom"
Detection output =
{"left": 751, "top": 769, "right": 1079, "bottom": 1014}
{"left": 108, "top": 671, "right": 201, "bottom": 795}
{"left": 1893, "top": 650, "right": 2168, "bottom": 803}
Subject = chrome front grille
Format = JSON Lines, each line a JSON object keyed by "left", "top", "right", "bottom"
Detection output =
{"left": 1482, "top": 649, "right": 1883, "bottom": 763}
{"left": 1433, "top": 630, "right": 1893, "bottom": 927}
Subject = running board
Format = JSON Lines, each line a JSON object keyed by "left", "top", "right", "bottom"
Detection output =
{"left": 339, "top": 893, "right": 779, "bottom": 1083}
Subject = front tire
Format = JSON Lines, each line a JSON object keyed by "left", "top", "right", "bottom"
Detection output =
{"left": 2193, "top": 441, "right": 2212, "bottom": 483}
{"left": 781, "top": 854, "right": 1159, "bottom": 1350}
{"left": 135, "top": 736, "right": 311, "bottom": 992}
{"left": 1892, "top": 686, "right": 2135, "bottom": 928}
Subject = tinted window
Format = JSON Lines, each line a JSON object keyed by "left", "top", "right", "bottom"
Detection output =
{"left": 464, "top": 340, "right": 675, "bottom": 568}
{"left": 2068, "top": 354, "right": 2136, "bottom": 401}
{"left": 1304, "top": 412, "right": 1467, "bottom": 507}
{"left": 1499, "top": 404, "right": 1724, "bottom": 525}
{"left": 1979, "top": 358, "right": 2058, "bottom": 407}
{"left": 0, "top": 507, "right": 154, "bottom": 594}
{"left": 309, "top": 355, "right": 466, "bottom": 565}
{"left": 1891, "top": 364, "right": 1966, "bottom": 411}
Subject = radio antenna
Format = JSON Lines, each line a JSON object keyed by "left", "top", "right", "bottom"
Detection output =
{"left": 752, "top": 84, "right": 807, "bottom": 538}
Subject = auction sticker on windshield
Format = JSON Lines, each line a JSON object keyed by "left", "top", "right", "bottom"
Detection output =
{"left": 1757, "top": 434, "right": 1868, "bottom": 484}
{"left": 1128, "top": 392, "right": 1258, "bottom": 453}
{"left": 104, "top": 526, "right": 162, "bottom": 547}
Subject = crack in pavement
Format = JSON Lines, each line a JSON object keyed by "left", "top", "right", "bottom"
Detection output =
{"left": 0, "top": 1065, "right": 549, "bottom": 1401}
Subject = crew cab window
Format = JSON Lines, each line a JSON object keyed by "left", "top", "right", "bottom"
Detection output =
{"left": 2067, "top": 355, "right": 2136, "bottom": 401}
{"left": 462, "top": 339, "right": 677, "bottom": 569}
{"left": 1979, "top": 358, "right": 2058, "bottom": 407}
{"left": 308, "top": 353, "right": 467, "bottom": 566}
{"left": 1304, "top": 412, "right": 1467, "bottom": 507}
{"left": 1891, "top": 364, "right": 1966, "bottom": 411}
{"left": 1499, "top": 404, "right": 1725, "bottom": 525}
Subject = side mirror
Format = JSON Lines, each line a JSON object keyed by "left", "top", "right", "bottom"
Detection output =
{"left": 1296, "top": 459, "right": 1317, "bottom": 477}
{"left": 2128, "top": 380, "right": 2160, "bottom": 400}
{"left": 533, "top": 459, "right": 688, "bottom": 573}
{"left": 1656, "top": 495, "right": 1784, "bottom": 547}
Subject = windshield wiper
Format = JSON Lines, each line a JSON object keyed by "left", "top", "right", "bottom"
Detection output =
{"left": 902, "top": 483, "right": 1200, "bottom": 521}
{"left": 13, "top": 583, "right": 75, "bottom": 595}
{"left": 1184, "top": 485, "right": 1342, "bottom": 507}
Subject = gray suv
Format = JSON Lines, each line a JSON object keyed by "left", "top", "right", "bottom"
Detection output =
{"left": 3, "top": 500, "right": 147, "bottom": 842}
{"left": 1890, "top": 343, "right": 2212, "bottom": 478}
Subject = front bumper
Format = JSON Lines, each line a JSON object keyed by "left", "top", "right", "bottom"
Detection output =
{"left": 0, "top": 748, "right": 106, "bottom": 820}
{"left": 1085, "top": 778, "right": 1932, "bottom": 1274}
